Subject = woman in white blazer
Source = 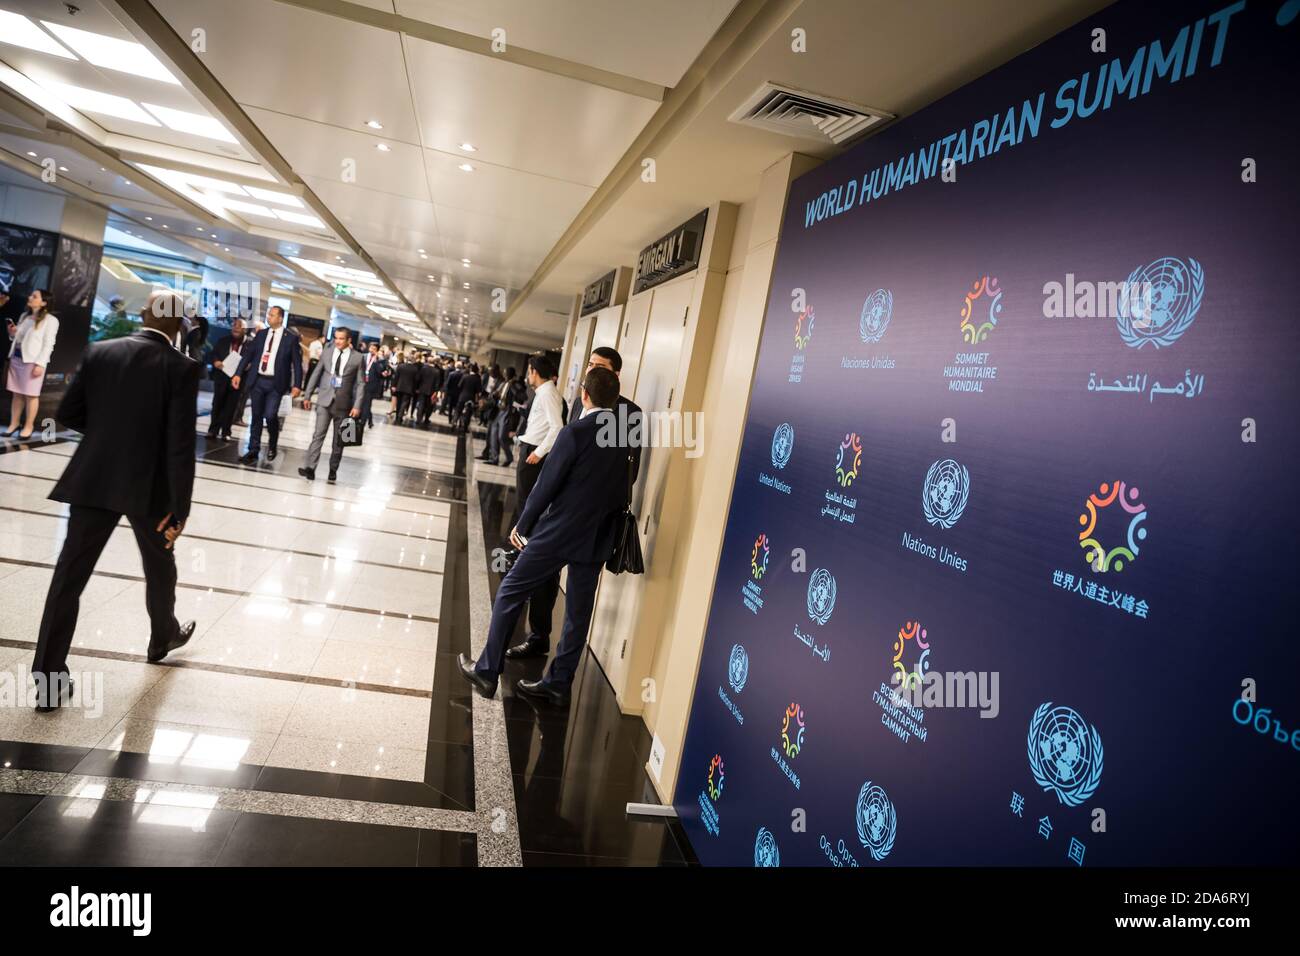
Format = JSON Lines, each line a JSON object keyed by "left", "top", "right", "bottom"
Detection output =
{"left": 3, "top": 288, "right": 59, "bottom": 439}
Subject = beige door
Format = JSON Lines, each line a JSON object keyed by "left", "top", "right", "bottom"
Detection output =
{"left": 588, "top": 274, "right": 694, "bottom": 700}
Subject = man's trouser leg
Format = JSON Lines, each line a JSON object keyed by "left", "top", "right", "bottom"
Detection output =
{"left": 542, "top": 560, "right": 603, "bottom": 688}
{"left": 474, "top": 546, "right": 567, "bottom": 681}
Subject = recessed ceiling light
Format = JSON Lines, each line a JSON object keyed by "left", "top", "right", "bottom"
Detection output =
{"left": 417, "top": 248, "right": 425, "bottom": 254}
{"left": 142, "top": 103, "right": 237, "bottom": 143}
{"left": 366, "top": 119, "right": 383, "bottom": 129}
{"left": 42, "top": 22, "right": 179, "bottom": 84}
{"left": 58, "top": 165, "right": 68, "bottom": 172}
{"left": 458, "top": 142, "right": 477, "bottom": 152}
{"left": 196, "top": 226, "right": 204, "bottom": 232}
{"left": 123, "top": 179, "right": 132, "bottom": 186}
{"left": 162, "top": 224, "right": 169, "bottom": 229}
{"left": 0, "top": 12, "right": 76, "bottom": 59}
{"left": 145, "top": 216, "right": 152, "bottom": 220}
{"left": 463, "top": 283, "right": 470, "bottom": 288}
{"left": 376, "top": 143, "right": 390, "bottom": 152}
{"left": 46, "top": 82, "right": 160, "bottom": 125}
{"left": 461, "top": 258, "right": 471, "bottom": 265}
{"left": 420, "top": 253, "right": 428, "bottom": 260}
{"left": 25, "top": 151, "right": 37, "bottom": 158}
{"left": 458, "top": 163, "right": 473, "bottom": 172}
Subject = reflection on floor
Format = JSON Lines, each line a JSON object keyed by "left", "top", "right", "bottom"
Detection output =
{"left": 0, "top": 397, "right": 696, "bottom": 866}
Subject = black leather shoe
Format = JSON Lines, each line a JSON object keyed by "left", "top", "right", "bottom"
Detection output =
{"left": 298, "top": 467, "right": 315, "bottom": 480}
{"left": 457, "top": 653, "right": 497, "bottom": 698}
{"left": 239, "top": 451, "right": 258, "bottom": 465}
{"left": 516, "top": 677, "right": 570, "bottom": 706}
{"left": 148, "top": 620, "right": 196, "bottom": 663}
{"left": 327, "top": 469, "right": 337, "bottom": 483}
{"left": 34, "top": 675, "right": 74, "bottom": 713}
{"left": 267, "top": 444, "right": 278, "bottom": 461}
{"left": 505, "top": 637, "right": 550, "bottom": 660}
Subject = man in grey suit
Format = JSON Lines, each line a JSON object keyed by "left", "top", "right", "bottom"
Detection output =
{"left": 297, "top": 327, "right": 365, "bottom": 482}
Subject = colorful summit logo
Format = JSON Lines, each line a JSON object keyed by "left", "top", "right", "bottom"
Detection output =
{"left": 754, "top": 827, "right": 780, "bottom": 867}
{"left": 1027, "top": 702, "right": 1103, "bottom": 807}
{"left": 727, "top": 643, "right": 749, "bottom": 694}
{"left": 860, "top": 289, "right": 893, "bottom": 343}
{"left": 891, "top": 620, "right": 931, "bottom": 691}
{"left": 922, "top": 458, "right": 970, "bottom": 529}
{"left": 835, "top": 433, "right": 862, "bottom": 487}
{"left": 960, "top": 276, "right": 1003, "bottom": 343}
{"left": 750, "top": 532, "right": 770, "bottom": 579}
{"left": 855, "top": 781, "right": 897, "bottom": 862}
{"left": 707, "top": 754, "right": 725, "bottom": 801}
{"left": 794, "top": 306, "right": 815, "bottom": 350}
{"left": 781, "top": 702, "right": 806, "bottom": 758}
{"left": 771, "top": 423, "right": 795, "bottom": 469}
{"left": 1078, "top": 480, "right": 1147, "bottom": 572}
{"left": 1116, "top": 256, "right": 1204, "bottom": 349}
{"left": 806, "top": 568, "right": 837, "bottom": 625}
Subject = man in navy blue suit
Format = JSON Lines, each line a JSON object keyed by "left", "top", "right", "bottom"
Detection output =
{"left": 232, "top": 305, "right": 301, "bottom": 464}
{"left": 459, "top": 366, "right": 631, "bottom": 704}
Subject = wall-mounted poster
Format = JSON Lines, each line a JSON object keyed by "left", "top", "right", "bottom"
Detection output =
{"left": 675, "top": 0, "right": 1298, "bottom": 867}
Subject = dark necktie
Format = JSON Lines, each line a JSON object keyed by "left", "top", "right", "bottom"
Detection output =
{"left": 333, "top": 350, "right": 343, "bottom": 377}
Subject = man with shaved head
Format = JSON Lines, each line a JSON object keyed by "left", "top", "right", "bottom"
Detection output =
{"left": 30, "top": 289, "right": 201, "bottom": 711}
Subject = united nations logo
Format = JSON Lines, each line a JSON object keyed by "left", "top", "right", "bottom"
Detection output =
{"left": 806, "top": 568, "right": 836, "bottom": 625}
{"left": 960, "top": 276, "right": 1002, "bottom": 344}
{"left": 855, "top": 781, "right": 897, "bottom": 862}
{"left": 922, "top": 458, "right": 970, "bottom": 529}
{"left": 781, "top": 702, "right": 805, "bottom": 758}
{"left": 1078, "top": 480, "right": 1147, "bottom": 572}
{"left": 1116, "top": 256, "right": 1204, "bottom": 349}
{"left": 754, "top": 827, "right": 780, "bottom": 867}
{"left": 1027, "top": 702, "right": 1103, "bottom": 807}
{"left": 771, "top": 423, "right": 795, "bottom": 470}
{"left": 891, "top": 620, "right": 931, "bottom": 691}
{"left": 707, "top": 754, "right": 725, "bottom": 801}
{"left": 835, "top": 432, "right": 862, "bottom": 487}
{"left": 860, "top": 288, "right": 893, "bottom": 343}
{"left": 751, "top": 532, "right": 770, "bottom": 579}
{"left": 794, "top": 306, "right": 815, "bottom": 350}
{"left": 728, "top": 644, "right": 749, "bottom": 694}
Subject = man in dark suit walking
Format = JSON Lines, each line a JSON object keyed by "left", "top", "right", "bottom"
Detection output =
{"left": 415, "top": 354, "right": 438, "bottom": 426}
{"left": 206, "top": 317, "right": 249, "bottom": 440}
{"left": 458, "top": 366, "right": 630, "bottom": 704}
{"left": 298, "top": 326, "right": 366, "bottom": 482}
{"left": 360, "top": 342, "right": 386, "bottom": 427}
{"left": 32, "top": 290, "right": 201, "bottom": 711}
{"left": 392, "top": 353, "right": 418, "bottom": 424}
{"left": 232, "top": 305, "right": 301, "bottom": 463}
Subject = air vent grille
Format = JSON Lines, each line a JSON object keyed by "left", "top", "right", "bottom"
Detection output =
{"left": 728, "top": 82, "right": 894, "bottom": 146}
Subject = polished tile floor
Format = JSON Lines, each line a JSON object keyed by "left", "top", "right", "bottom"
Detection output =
{"left": 0, "top": 392, "right": 694, "bottom": 866}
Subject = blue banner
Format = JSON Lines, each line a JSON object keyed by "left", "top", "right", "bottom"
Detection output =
{"left": 674, "top": 0, "right": 1299, "bottom": 866}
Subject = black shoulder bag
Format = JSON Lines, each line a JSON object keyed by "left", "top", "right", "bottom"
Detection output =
{"left": 606, "top": 451, "right": 644, "bottom": 575}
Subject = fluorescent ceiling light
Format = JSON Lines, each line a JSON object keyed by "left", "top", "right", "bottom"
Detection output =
{"left": 46, "top": 82, "right": 159, "bottom": 125}
{"left": 42, "top": 22, "right": 178, "bottom": 84}
{"left": 244, "top": 187, "right": 303, "bottom": 208}
{"left": 142, "top": 103, "right": 237, "bottom": 143}
{"left": 273, "top": 210, "right": 325, "bottom": 228}
{"left": 172, "top": 171, "right": 247, "bottom": 195}
{"left": 216, "top": 198, "right": 275, "bottom": 217}
{"left": 0, "top": 13, "right": 75, "bottom": 59}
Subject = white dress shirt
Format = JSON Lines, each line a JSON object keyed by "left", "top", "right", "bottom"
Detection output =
{"left": 520, "top": 379, "right": 564, "bottom": 457}
{"left": 257, "top": 325, "right": 285, "bottom": 376}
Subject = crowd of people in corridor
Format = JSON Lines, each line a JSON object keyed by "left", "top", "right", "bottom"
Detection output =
{"left": 20, "top": 294, "right": 644, "bottom": 716}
